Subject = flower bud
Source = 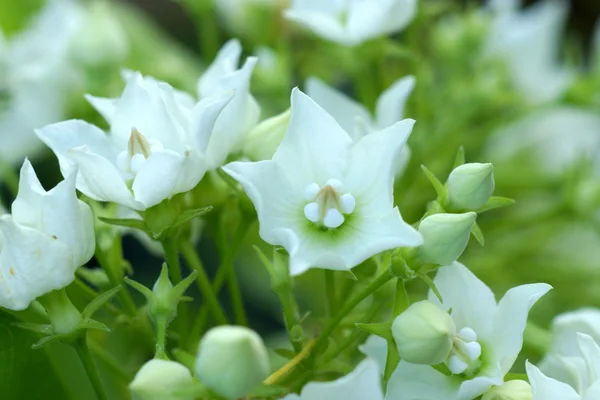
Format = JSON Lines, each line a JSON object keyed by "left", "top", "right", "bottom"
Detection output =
{"left": 392, "top": 300, "right": 456, "bottom": 365}
{"left": 416, "top": 212, "right": 477, "bottom": 265}
{"left": 243, "top": 109, "right": 291, "bottom": 161}
{"left": 195, "top": 325, "right": 270, "bottom": 399}
{"left": 447, "top": 163, "right": 495, "bottom": 211}
{"left": 482, "top": 380, "right": 532, "bottom": 400}
{"left": 129, "top": 359, "right": 195, "bottom": 400}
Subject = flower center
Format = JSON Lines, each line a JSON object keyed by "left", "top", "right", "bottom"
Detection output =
{"left": 446, "top": 327, "right": 482, "bottom": 375}
{"left": 303, "top": 179, "right": 355, "bottom": 229}
{"left": 116, "top": 128, "right": 164, "bottom": 175}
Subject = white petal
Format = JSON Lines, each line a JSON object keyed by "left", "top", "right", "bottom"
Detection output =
{"left": 490, "top": 283, "right": 552, "bottom": 374}
{"left": 304, "top": 183, "right": 320, "bottom": 201}
{"left": 283, "top": 9, "right": 351, "bottom": 46}
{"left": 550, "top": 308, "right": 600, "bottom": 357}
{"left": 68, "top": 146, "right": 143, "bottom": 210}
{"left": 359, "top": 335, "right": 388, "bottom": 374}
{"left": 297, "top": 359, "right": 383, "bottom": 400}
{"left": 85, "top": 94, "right": 117, "bottom": 124}
{"left": 197, "top": 39, "right": 242, "bottom": 97}
{"left": 385, "top": 362, "right": 460, "bottom": 400}
{"left": 375, "top": 75, "right": 416, "bottom": 130}
{"left": 346, "top": 0, "right": 415, "bottom": 44}
{"left": 526, "top": 362, "right": 581, "bottom": 400}
{"left": 0, "top": 216, "right": 74, "bottom": 311}
{"left": 305, "top": 76, "right": 372, "bottom": 138}
{"left": 345, "top": 119, "right": 414, "bottom": 212}
{"left": 539, "top": 354, "right": 587, "bottom": 394}
{"left": 429, "top": 262, "right": 497, "bottom": 338}
{"left": 132, "top": 149, "right": 206, "bottom": 209}
{"left": 583, "top": 380, "right": 600, "bottom": 400}
{"left": 273, "top": 88, "right": 353, "bottom": 186}
{"left": 189, "top": 91, "right": 234, "bottom": 155}
{"left": 576, "top": 333, "right": 600, "bottom": 384}
{"left": 458, "top": 374, "right": 504, "bottom": 399}
{"left": 12, "top": 160, "right": 95, "bottom": 267}
{"left": 35, "top": 119, "right": 121, "bottom": 179}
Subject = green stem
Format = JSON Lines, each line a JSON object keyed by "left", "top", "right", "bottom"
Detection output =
{"left": 95, "top": 244, "right": 137, "bottom": 317}
{"left": 311, "top": 269, "right": 394, "bottom": 359}
{"left": 0, "top": 158, "right": 19, "bottom": 197}
{"left": 74, "top": 335, "right": 109, "bottom": 400}
{"left": 179, "top": 240, "right": 228, "bottom": 326}
{"left": 393, "top": 278, "right": 409, "bottom": 317}
{"left": 155, "top": 316, "right": 169, "bottom": 360}
{"left": 325, "top": 270, "right": 336, "bottom": 316}
{"left": 227, "top": 265, "right": 248, "bottom": 326}
{"left": 161, "top": 235, "right": 188, "bottom": 339}
{"left": 88, "top": 340, "right": 133, "bottom": 381}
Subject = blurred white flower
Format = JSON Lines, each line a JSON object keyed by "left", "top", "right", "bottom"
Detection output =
{"left": 485, "top": 0, "right": 573, "bottom": 104}
{"left": 37, "top": 72, "right": 232, "bottom": 210}
{"left": 223, "top": 88, "right": 421, "bottom": 276}
{"left": 215, "top": 0, "right": 285, "bottom": 35}
{"left": 129, "top": 359, "right": 195, "bottom": 400}
{"left": 386, "top": 262, "right": 551, "bottom": 400}
{"left": 0, "top": 159, "right": 95, "bottom": 311}
{"left": 526, "top": 333, "right": 600, "bottom": 400}
{"left": 282, "top": 359, "right": 383, "bottom": 400}
{"left": 284, "top": 0, "right": 418, "bottom": 47}
{"left": 306, "top": 75, "right": 415, "bottom": 173}
{"left": 0, "top": 0, "right": 83, "bottom": 164}
{"left": 197, "top": 39, "right": 260, "bottom": 168}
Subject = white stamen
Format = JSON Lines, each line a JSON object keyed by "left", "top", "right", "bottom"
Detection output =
{"left": 340, "top": 193, "right": 356, "bottom": 214}
{"left": 304, "top": 202, "right": 321, "bottom": 223}
{"left": 130, "top": 153, "right": 146, "bottom": 174}
{"left": 325, "top": 178, "right": 342, "bottom": 190}
{"left": 304, "top": 183, "right": 320, "bottom": 201}
{"left": 458, "top": 327, "right": 477, "bottom": 342}
{"left": 116, "top": 151, "right": 129, "bottom": 171}
{"left": 448, "top": 355, "right": 468, "bottom": 375}
{"left": 323, "top": 209, "right": 344, "bottom": 228}
{"left": 463, "top": 341, "right": 481, "bottom": 361}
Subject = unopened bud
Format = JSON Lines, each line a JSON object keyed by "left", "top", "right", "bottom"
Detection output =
{"left": 447, "top": 163, "right": 494, "bottom": 211}
{"left": 416, "top": 212, "right": 477, "bottom": 265}
{"left": 392, "top": 300, "right": 456, "bottom": 365}
{"left": 243, "top": 109, "right": 291, "bottom": 161}
{"left": 129, "top": 359, "right": 195, "bottom": 400}
{"left": 482, "top": 380, "right": 532, "bottom": 400}
{"left": 195, "top": 325, "right": 270, "bottom": 399}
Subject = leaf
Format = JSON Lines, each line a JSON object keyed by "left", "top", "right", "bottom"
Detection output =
{"left": 249, "top": 383, "right": 289, "bottom": 397}
{"left": 453, "top": 146, "right": 465, "bottom": 169}
{"left": 78, "top": 319, "right": 110, "bottom": 333}
{"left": 11, "top": 322, "right": 53, "bottom": 335}
{"left": 81, "top": 285, "right": 122, "bottom": 319}
{"left": 470, "top": 222, "right": 485, "bottom": 246}
{"left": 274, "top": 348, "right": 295, "bottom": 359}
{"left": 476, "top": 196, "right": 516, "bottom": 213}
{"left": 421, "top": 165, "right": 446, "bottom": 199}
{"left": 355, "top": 322, "right": 392, "bottom": 340}
{"left": 98, "top": 217, "right": 150, "bottom": 233}
{"left": 172, "top": 348, "right": 196, "bottom": 370}
{"left": 172, "top": 206, "right": 213, "bottom": 229}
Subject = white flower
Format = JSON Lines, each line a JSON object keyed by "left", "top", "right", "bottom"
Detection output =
{"left": 0, "top": 159, "right": 95, "bottom": 311}
{"left": 36, "top": 71, "right": 232, "bottom": 210}
{"left": 526, "top": 333, "right": 600, "bottom": 400}
{"left": 0, "top": 0, "right": 83, "bottom": 164}
{"left": 284, "top": 0, "right": 418, "bottom": 47}
{"left": 306, "top": 75, "right": 415, "bottom": 174}
{"left": 197, "top": 39, "right": 260, "bottom": 168}
{"left": 223, "top": 88, "right": 422, "bottom": 276}
{"left": 282, "top": 359, "right": 384, "bottom": 400}
{"left": 129, "top": 359, "right": 195, "bottom": 400}
{"left": 484, "top": 0, "right": 573, "bottom": 104}
{"left": 386, "top": 262, "right": 551, "bottom": 400}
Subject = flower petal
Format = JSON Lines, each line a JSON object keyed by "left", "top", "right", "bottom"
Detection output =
{"left": 359, "top": 335, "right": 388, "bottom": 374}
{"left": 189, "top": 91, "right": 234, "bottom": 155}
{"left": 539, "top": 354, "right": 588, "bottom": 394}
{"left": 429, "top": 262, "right": 497, "bottom": 337}
{"left": 584, "top": 380, "right": 600, "bottom": 400}
{"left": 489, "top": 283, "right": 552, "bottom": 374}
{"left": 375, "top": 75, "right": 416, "bottom": 130}
{"left": 11, "top": 160, "right": 95, "bottom": 267}
{"left": 132, "top": 149, "right": 206, "bottom": 208}
{"left": 305, "top": 77, "right": 372, "bottom": 139}
{"left": 385, "top": 362, "right": 460, "bottom": 400}
{"left": 576, "top": 333, "right": 600, "bottom": 385}
{"left": 297, "top": 359, "right": 383, "bottom": 400}
{"left": 0, "top": 216, "right": 74, "bottom": 311}
{"left": 458, "top": 374, "right": 504, "bottom": 399}
{"left": 549, "top": 308, "right": 600, "bottom": 357}
{"left": 85, "top": 94, "right": 117, "bottom": 124}
{"left": 197, "top": 39, "right": 242, "bottom": 97}
{"left": 273, "top": 88, "right": 353, "bottom": 186}
{"left": 283, "top": 9, "right": 349, "bottom": 45}
{"left": 526, "top": 362, "right": 581, "bottom": 400}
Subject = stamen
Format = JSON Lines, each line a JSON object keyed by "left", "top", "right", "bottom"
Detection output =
{"left": 302, "top": 180, "right": 355, "bottom": 229}
{"left": 304, "top": 202, "right": 321, "bottom": 223}
{"left": 448, "top": 355, "right": 468, "bottom": 374}
{"left": 304, "top": 183, "right": 320, "bottom": 201}
{"left": 463, "top": 342, "right": 481, "bottom": 361}
{"left": 458, "top": 327, "right": 477, "bottom": 342}
{"left": 340, "top": 193, "right": 356, "bottom": 214}
{"left": 323, "top": 209, "right": 344, "bottom": 228}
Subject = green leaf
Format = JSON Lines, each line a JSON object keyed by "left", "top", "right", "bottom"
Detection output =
{"left": 470, "top": 222, "right": 485, "bottom": 246}
{"left": 81, "top": 285, "right": 122, "bottom": 319}
{"left": 78, "top": 319, "right": 110, "bottom": 333}
{"left": 453, "top": 146, "right": 465, "bottom": 169}
{"left": 172, "top": 348, "right": 196, "bottom": 370}
{"left": 11, "top": 322, "right": 53, "bottom": 335}
{"left": 355, "top": 322, "right": 392, "bottom": 340}
{"left": 476, "top": 196, "right": 516, "bottom": 213}
{"left": 249, "top": 383, "right": 289, "bottom": 397}
{"left": 417, "top": 271, "right": 443, "bottom": 303}
{"left": 172, "top": 206, "right": 213, "bottom": 229}
{"left": 421, "top": 165, "right": 446, "bottom": 199}
{"left": 273, "top": 348, "right": 295, "bottom": 359}
{"left": 98, "top": 217, "right": 150, "bottom": 233}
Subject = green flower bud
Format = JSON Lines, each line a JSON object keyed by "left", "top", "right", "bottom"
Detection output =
{"left": 416, "top": 212, "right": 477, "bottom": 265}
{"left": 447, "top": 163, "right": 495, "bottom": 211}
{"left": 195, "top": 326, "right": 270, "bottom": 399}
{"left": 129, "top": 359, "right": 195, "bottom": 400}
{"left": 392, "top": 300, "right": 456, "bottom": 365}
{"left": 243, "top": 109, "right": 291, "bottom": 161}
{"left": 482, "top": 380, "right": 532, "bottom": 400}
